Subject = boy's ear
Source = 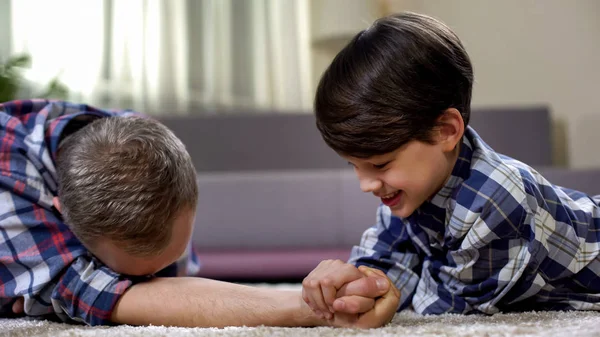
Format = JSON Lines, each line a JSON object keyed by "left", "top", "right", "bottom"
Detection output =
{"left": 436, "top": 108, "right": 464, "bottom": 152}
{"left": 53, "top": 197, "right": 62, "bottom": 213}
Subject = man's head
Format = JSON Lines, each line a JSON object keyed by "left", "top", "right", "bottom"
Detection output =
{"left": 56, "top": 116, "right": 198, "bottom": 276}
{"left": 315, "top": 12, "right": 473, "bottom": 218}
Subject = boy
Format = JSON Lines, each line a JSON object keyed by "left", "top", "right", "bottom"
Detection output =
{"left": 303, "top": 11, "right": 600, "bottom": 319}
{"left": 1, "top": 99, "right": 392, "bottom": 328}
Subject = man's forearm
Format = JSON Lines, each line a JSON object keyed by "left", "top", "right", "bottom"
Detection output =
{"left": 111, "top": 277, "right": 320, "bottom": 328}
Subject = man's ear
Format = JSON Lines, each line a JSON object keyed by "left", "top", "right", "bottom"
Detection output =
{"left": 53, "top": 197, "right": 62, "bottom": 213}
{"left": 436, "top": 108, "right": 465, "bottom": 153}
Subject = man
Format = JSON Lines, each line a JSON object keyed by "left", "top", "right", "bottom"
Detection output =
{"left": 1, "top": 99, "right": 396, "bottom": 328}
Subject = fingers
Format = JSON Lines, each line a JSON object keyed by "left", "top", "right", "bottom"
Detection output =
{"left": 12, "top": 297, "right": 24, "bottom": 314}
{"left": 312, "top": 280, "right": 330, "bottom": 319}
{"left": 359, "top": 266, "right": 400, "bottom": 298}
{"left": 332, "top": 295, "right": 375, "bottom": 314}
{"left": 357, "top": 290, "right": 399, "bottom": 328}
{"left": 354, "top": 267, "right": 400, "bottom": 329}
{"left": 319, "top": 266, "right": 401, "bottom": 329}
{"left": 321, "top": 278, "right": 336, "bottom": 313}
{"left": 331, "top": 266, "right": 390, "bottom": 315}
{"left": 303, "top": 278, "right": 331, "bottom": 319}
{"left": 302, "top": 260, "right": 365, "bottom": 319}
{"left": 302, "top": 282, "right": 325, "bottom": 319}
{"left": 337, "top": 273, "right": 389, "bottom": 299}
{"left": 323, "top": 262, "right": 367, "bottom": 290}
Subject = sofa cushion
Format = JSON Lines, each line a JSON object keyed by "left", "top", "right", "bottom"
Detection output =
{"left": 159, "top": 105, "right": 553, "bottom": 172}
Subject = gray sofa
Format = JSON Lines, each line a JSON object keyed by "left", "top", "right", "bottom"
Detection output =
{"left": 158, "top": 106, "right": 600, "bottom": 281}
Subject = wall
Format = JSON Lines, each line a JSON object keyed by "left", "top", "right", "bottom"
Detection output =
{"left": 310, "top": 0, "right": 382, "bottom": 98}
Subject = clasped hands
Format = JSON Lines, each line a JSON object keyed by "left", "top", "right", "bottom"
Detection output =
{"left": 302, "top": 260, "right": 400, "bottom": 328}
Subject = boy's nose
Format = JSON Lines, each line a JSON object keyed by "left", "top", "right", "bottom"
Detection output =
{"left": 359, "top": 176, "right": 382, "bottom": 193}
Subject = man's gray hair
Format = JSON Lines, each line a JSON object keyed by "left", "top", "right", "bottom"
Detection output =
{"left": 56, "top": 116, "right": 198, "bottom": 256}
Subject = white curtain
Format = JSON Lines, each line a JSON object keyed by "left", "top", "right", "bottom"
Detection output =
{"left": 193, "top": 0, "right": 312, "bottom": 112}
{"left": 9, "top": 0, "right": 312, "bottom": 114}
{"left": 108, "top": 0, "right": 190, "bottom": 114}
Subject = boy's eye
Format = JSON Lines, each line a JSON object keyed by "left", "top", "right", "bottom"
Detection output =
{"left": 373, "top": 161, "right": 390, "bottom": 169}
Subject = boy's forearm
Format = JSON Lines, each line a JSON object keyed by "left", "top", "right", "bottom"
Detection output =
{"left": 111, "top": 277, "right": 321, "bottom": 328}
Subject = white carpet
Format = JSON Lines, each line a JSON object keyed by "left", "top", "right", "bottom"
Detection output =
{"left": 2, "top": 284, "right": 600, "bottom": 337}
{"left": 3, "top": 310, "right": 600, "bottom": 337}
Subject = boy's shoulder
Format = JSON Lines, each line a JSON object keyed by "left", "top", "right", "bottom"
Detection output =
{"left": 455, "top": 127, "right": 594, "bottom": 223}
{"left": 450, "top": 128, "right": 543, "bottom": 224}
{"left": 431, "top": 129, "right": 544, "bottom": 240}
{"left": 462, "top": 127, "right": 548, "bottom": 193}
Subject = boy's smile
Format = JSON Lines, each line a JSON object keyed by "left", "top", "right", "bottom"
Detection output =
{"left": 380, "top": 191, "right": 402, "bottom": 207}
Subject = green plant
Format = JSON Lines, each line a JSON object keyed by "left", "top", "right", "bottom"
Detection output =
{"left": 0, "top": 53, "right": 69, "bottom": 103}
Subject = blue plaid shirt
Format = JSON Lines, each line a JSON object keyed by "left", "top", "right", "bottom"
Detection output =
{"left": 350, "top": 126, "right": 600, "bottom": 314}
{"left": 0, "top": 100, "right": 200, "bottom": 325}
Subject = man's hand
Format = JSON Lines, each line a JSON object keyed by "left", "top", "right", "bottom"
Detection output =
{"left": 324, "top": 266, "right": 401, "bottom": 329}
{"left": 302, "top": 260, "right": 390, "bottom": 319}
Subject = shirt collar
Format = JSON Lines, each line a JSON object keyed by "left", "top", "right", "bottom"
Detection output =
{"left": 45, "top": 108, "right": 111, "bottom": 163}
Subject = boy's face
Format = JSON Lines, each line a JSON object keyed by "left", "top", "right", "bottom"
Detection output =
{"left": 91, "top": 208, "right": 196, "bottom": 276}
{"left": 344, "top": 109, "right": 464, "bottom": 218}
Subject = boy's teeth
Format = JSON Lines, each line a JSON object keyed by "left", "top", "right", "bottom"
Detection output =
{"left": 382, "top": 191, "right": 398, "bottom": 199}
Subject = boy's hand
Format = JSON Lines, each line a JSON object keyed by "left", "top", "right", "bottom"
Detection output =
{"left": 322, "top": 266, "right": 400, "bottom": 329}
{"left": 302, "top": 260, "right": 390, "bottom": 319}
{"left": 350, "top": 266, "right": 400, "bottom": 327}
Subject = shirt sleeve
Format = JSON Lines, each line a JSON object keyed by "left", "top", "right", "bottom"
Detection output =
{"left": 50, "top": 255, "right": 135, "bottom": 326}
{"left": 348, "top": 204, "right": 422, "bottom": 311}
{"left": 0, "top": 190, "right": 137, "bottom": 326}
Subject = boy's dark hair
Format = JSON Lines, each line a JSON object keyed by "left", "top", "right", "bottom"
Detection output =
{"left": 315, "top": 12, "right": 473, "bottom": 158}
{"left": 56, "top": 116, "right": 198, "bottom": 256}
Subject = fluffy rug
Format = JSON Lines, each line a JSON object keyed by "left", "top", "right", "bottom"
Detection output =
{"left": 3, "top": 310, "right": 600, "bottom": 337}
{"left": 2, "top": 284, "right": 600, "bottom": 337}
